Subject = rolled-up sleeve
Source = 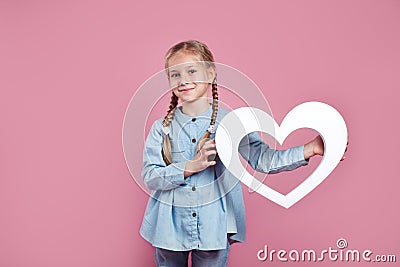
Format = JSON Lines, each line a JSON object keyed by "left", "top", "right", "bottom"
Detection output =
{"left": 238, "top": 132, "right": 309, "bottom": 174}
{"left": 142, "top": 120, "right": 188, "bottom": 191}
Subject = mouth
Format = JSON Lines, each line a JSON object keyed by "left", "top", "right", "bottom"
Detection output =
{"left": 178, "top": 87, "right": 195, "bottom": 92}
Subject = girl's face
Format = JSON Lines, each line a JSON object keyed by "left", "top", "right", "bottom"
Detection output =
{"left": 167, "top": 52, "right": 215, "bottom": 104}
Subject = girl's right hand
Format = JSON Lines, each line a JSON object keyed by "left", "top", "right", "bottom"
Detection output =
{"left": 184, "top": 138, "right": 217, "bottom": 178}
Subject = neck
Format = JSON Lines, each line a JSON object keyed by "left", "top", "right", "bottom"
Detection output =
{"left": 181, "top": 98, "right": 210, "bottom": 116}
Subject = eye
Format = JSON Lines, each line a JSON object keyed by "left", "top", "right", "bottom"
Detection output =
{"left": 170, "top": 73, "right": 179, "bottom": 78}
{"left": 188, "top": 69, "right": 197, "bottom": 75}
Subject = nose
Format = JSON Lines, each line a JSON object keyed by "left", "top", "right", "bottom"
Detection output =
{"left": 179, "top": 72, "right": 190, "bottom": 86}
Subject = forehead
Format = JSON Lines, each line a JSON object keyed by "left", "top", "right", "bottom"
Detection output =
{"left": 167, "top": 52, "right": 204, "bottom": 71}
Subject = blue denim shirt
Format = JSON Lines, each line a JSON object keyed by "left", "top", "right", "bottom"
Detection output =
{"left": 139, "top": 105, "right": 309, "bottom": 251}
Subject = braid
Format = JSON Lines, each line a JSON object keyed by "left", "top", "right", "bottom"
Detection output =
{"left": 196, "top": 77, "right": 219, "bottom": 153}
{"left": 162, "top": 93, "right": 179, "bottom": 127}
{"left": 210, "top": 76, "right": 219, "bottom": 126}
{"left": 162, "top": 92, "right": 179, "bottom": 165}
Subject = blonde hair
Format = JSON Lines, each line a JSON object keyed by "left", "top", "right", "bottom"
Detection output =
{"left": 162, "top": 40, "right": 218, "bottom": 165}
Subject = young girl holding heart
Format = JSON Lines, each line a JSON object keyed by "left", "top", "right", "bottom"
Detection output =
{"left": 139, "top": 40, "right": 346, "bottom": 267}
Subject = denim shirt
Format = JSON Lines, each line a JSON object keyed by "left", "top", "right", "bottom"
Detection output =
{"left": 139, "top": 105, "right": 309, "bottom": 251}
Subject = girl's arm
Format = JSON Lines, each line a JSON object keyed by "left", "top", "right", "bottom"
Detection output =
{"left": 141, "top": 120, "right": 188, "bottom": 191}
{"left": 238, "top": 132, "right": 310, "bottom": 174}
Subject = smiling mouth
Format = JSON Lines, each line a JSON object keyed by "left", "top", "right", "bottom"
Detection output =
{"left": 178, "top": 87, "right": 195, "bottom": 92}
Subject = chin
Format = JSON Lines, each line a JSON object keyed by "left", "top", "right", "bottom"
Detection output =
{"left": 180, "top": 97, "right": 197, "bottom": 104}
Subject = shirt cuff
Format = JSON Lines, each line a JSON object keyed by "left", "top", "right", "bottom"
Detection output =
{"left": 168, "top": 161, "right": 188, "bottom": 185}
{"left": 291, "top": 144, "right": 310, "bottom": 166}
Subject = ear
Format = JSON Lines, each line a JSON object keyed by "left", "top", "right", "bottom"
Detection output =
{"left": 207, "top": 67, "right": 216, "bottom": 84}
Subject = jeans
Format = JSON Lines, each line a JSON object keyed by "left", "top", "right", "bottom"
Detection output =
{"left": 154, "top": 242, "right": 230, "bottom": 267}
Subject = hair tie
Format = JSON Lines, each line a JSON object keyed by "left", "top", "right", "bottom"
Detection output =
{"left": 207, "top": 125, "right": 216, "bottom": 134}
{"left": 162, "top": 126, "right": 170, "bottom": 135}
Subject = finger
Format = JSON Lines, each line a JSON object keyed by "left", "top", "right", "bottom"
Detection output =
{"left": 206, "top": 138, "right": 215, "bottom": 143}
{"left": 202, "top": 142, "right": 216, "bottom": 150}
{"left": 208, "top": 160, "right": 216, "bottom": 166}
{"left": 199, "top": 140, "right": 213, "bottom": 150}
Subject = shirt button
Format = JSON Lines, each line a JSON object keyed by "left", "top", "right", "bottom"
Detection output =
{"left": 192, "top": 212, "right": 197, "bottom": 217}
{"left": 192, "top": 138, "right": 196, "bottom": 143}
{"left": 192, "top": 118, "right": 196, "bottom": 122}
{"left": 192, "top": 186, "right": 196, "bottom": 191}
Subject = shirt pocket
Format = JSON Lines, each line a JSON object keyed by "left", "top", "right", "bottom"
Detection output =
{"left": 170, "top": 138, "right": 188, "bottom": 163}
{"left": 171, "top": 150, "right": 187, "bottom": 163}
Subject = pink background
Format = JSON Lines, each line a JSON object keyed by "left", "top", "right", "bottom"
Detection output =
{"left": 1, "top": 0, "right": 399, "bottom": 266}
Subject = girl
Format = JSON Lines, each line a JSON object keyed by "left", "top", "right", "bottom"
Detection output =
{"left": 140, "top": 40, "right": 345, "bottom": 267}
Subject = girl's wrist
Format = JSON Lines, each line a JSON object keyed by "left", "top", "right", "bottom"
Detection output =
{"left": 184, "top": 160, "right": 197, "bottom": 178}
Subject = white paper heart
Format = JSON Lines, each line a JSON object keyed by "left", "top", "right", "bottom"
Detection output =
{"left": 215, "top": 101, "right": 348, "bottom": 208}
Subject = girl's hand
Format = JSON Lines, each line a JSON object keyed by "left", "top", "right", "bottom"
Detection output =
{"left": 184, "top": 138, "right": 217, "bottom": 178}
{"left": 303, "top": 135, "right": 348, "bottom": 161}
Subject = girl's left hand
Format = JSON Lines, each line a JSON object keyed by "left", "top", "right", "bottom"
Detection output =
{"left": 303, "top": 135, "right": 348, "bottom": 161}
